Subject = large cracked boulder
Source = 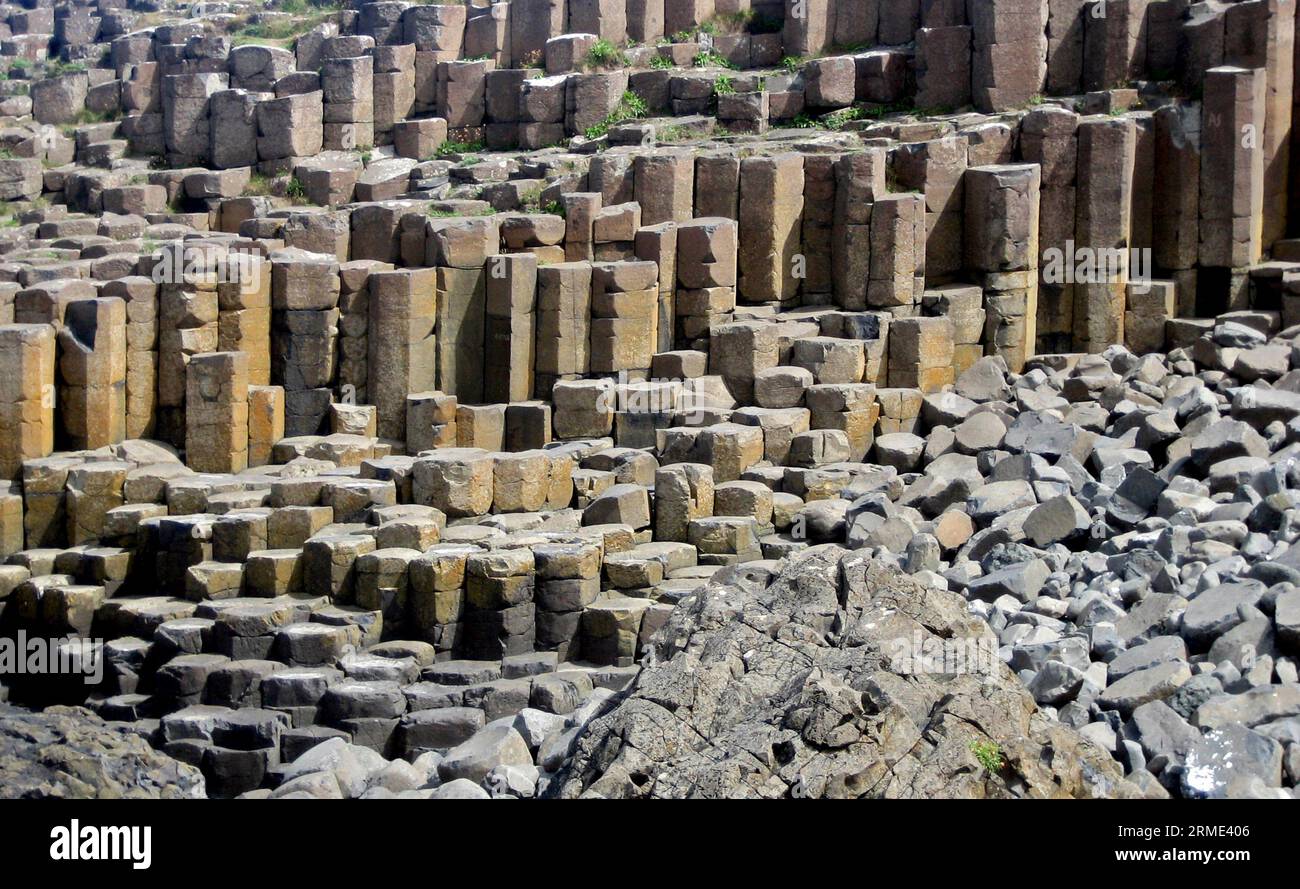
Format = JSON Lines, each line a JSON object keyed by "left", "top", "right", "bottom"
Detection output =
{"left": 0, "top": 704, "right": 205, "bottom": 799}
{"left": 549, "top": 546, "right": 1142, "bottom": 799}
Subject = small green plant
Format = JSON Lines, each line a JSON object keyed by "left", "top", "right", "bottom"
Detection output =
{"left": 286, "top": 176, "right": 307, "bottom": 201}
{"left": 671, "top": 30, "right": 694, "bottom": 43}
{"left": 583, "top": 90, "right": 649, "bottom": 139}
{"left": 232, "top": 1, "right": 345, "bottom": 44}
{"left": 519, "top": 186, "right": 545, "bottom": 211}
{"left": 436, "top": 139, "right": 486, "bottom": 158}
{"left": 73, "top": 108, "right": 119, "bottom": 125}
{"left": 697, "top": 20, "right": 717, "bottom": 36}
{"left": 243, "top": 172, "right": 272, "bottom": 195}
{"left": 46, "top": 60, "right": 87, "bottom": 78}
{"left": 713, "top": 74, "right": 736, "bottom": 97}
{"left": 781, "top": 55, "right": 804, "bottom": 74}
{"left": 790, "top": 113, "right": 818, "bottom": 129}
{"left": 970, "top": 741, "right": 1004, "bottom": 773}
{"left": 693, "top": 49, "right": 736, "bottom": 70}
{"left": 649, "top": 54, "right": 674, "bottom": 70}
{"left": 822, "top": 105, "right": 871, "bottom": 130}
{"left": 358, "top": 145, "right": 373, "bottom": 165}
{"left": 586, "top": 38, "right": 627, "bottom": 69}
{"left": 656, "top": 124, "right": 687, "bottom": 143}
{"left": 541, "top": 200, "right": 565, "bottom": 217}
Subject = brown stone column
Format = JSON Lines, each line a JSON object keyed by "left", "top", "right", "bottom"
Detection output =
{"left": 186, "top": 351, "right": 249, "bottom": 474}
{"left": 0, "top": 324, "right": 55, "bottom": 481}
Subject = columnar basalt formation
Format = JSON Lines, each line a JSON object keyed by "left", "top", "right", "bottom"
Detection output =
{"left": 0, "top": 0, "right": 1298, "bottom": 803}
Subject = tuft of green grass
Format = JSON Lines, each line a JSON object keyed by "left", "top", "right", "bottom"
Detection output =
{"left": 781, "top": 55, "right": 804, "bottom": 74}
{"left": 45, "top": 60, "right": 87, "bottom": 78}
{"left": 584, "top": 90, "right": 649, "bottom": 139}
{"left": 586, "top": 38, "right": 628, "bottom": 69}
{"left": 286, "top": 175, "right": 307, "bottom": 202}
{"left": 656, "top": 124, "right": 687, "bottom": 143}
{"left": 822, "top": 105, "right": 871, "bottom": 130}
{"left": 693, "top": 49, "right": 737, "bottom": 70}
{"left": 436, "top": 139, "right": 486, "bottom": 158}
{"left": 72, "top": 108, "right": 119, "bottom": 125}
{"left": 243, "top": 172, "right": 272, "bottom": 196}
{"left": 971, "top": 740, "right": 1004, "bottom": 773}
{"left": 713, "top": 74, "right": 736, "bottom": 97}
{"left": 233, "top": 1, "right": 344, "bottom": 44}
{"left": 649, "top": 54, "right": 674, "bottom": 70}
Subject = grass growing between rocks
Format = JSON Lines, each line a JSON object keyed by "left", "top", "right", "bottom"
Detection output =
{"left": 243, "top": 173, "right": 272, "bottom": 196}
{"left": 655, "top": 120, "right": 717, "bottom": 144}
{"left": 436, "top": 140, "right": 486, "bottom": 159}
{"left": 693, "top": 49, "right": 737, "bottom": 70}
{"left": 286, "top": 175, "right": 308, "bottom": 203}
{"left": 44, "top": 60, "right": 87, "bottom": 78}
{"left": 971, "top": 741, "right": 1004, "bottom": 773}
{"left": 586, "top": 39, "right": 628, "bottom": 70}
{"left": 74, "top": 108, "right": 120, "bottom": 125}
{"left": 584, "top": 90, "right": 649, "bottom": 140}
{"left": 0, "top": 200, "right": 23, "bottom": 227}
{"left": 789, "top": 101, "right": 936, "bottom": 131}
{"left": 427, "top": 204, "right": 495, "bottom": 219}
{"left": 232, "top": 1, "right": 344, "bottom": 46}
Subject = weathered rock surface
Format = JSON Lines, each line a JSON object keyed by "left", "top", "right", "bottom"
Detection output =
{"left": 550, "top": 548, "right": 1140, "bottom": 799}
{"left": 0, "top": 703, "right": 205, "bottom": 799}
